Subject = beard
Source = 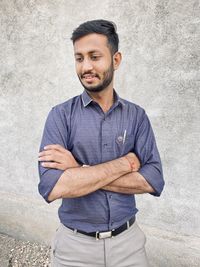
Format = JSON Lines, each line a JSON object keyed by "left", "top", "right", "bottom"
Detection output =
{"left": 78, "top": 62, "right": 114, "bottom": 93}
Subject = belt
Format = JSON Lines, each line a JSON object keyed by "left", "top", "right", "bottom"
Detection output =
{"left": 67, "top": 216, "right": 135, "bottom": 240}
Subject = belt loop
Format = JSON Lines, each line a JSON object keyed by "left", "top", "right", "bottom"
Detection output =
{"left": 96, "top": 231, "right": 99, "bottom": 240}
{"left": 127, "top": 220, "right": 130, "bottom": 229}
{"left": 111, "top": 229, "right": 115, "bottom": 238}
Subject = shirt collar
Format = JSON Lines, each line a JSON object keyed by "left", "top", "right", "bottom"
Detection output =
{"left": 114, "top": 91, "right": 126, "bottom": 106}
{"left": 81, "top": 89, "right": 126, "bottom": 108}
{"left": 81, "top": 90, "right": 93, "bottom": 107}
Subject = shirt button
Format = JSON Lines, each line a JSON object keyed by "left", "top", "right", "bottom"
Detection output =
{"left": 103, "top": 144, "right": 107, "bottom": 147}
{"left": 109, "top": 195, "right": 112, "bottom": 199}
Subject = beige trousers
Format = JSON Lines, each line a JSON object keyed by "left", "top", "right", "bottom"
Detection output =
{"left": 51, "top": 221, "right": 149, "bottom": 267}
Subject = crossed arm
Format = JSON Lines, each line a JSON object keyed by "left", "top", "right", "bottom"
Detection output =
{"left": 38, "top": 145, "right": 155, "bottom": 202}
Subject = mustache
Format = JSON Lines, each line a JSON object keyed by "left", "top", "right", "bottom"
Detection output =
{"left": 81, "top": 72, "right": 100, "bottom": 79}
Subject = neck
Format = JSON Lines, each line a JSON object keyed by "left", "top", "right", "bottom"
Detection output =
{"left": 86, "top": 85, "right": 114, "bottom": 113}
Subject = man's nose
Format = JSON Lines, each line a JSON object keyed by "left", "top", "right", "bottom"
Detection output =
{"left": 81, "top": 59, "right": 93, "bottom": 73}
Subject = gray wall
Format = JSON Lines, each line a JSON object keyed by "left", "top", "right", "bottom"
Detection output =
{"left": 0, "top": 0, "right": 200, "bottom": 266}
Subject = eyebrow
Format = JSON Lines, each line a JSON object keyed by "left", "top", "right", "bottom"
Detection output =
{"left": 74, "top": 50, "right": 102, "bottom": 56}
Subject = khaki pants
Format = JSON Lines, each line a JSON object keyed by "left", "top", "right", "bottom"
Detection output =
{"left": 51, "top": 221, "right": 149, "bottom": 267}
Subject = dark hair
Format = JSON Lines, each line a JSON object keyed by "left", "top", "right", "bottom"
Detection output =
{"left": 71, "top": 19, "right": 119, "bottom": 55}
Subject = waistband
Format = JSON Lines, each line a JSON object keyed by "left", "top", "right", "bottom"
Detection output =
{"left": 66, "top": 216, "right": 135, "bottom": 240}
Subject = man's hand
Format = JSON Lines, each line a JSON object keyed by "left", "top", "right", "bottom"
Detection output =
{"left": 38, "top": 144, "right": 140, "bottom": 172}
{"left": 38, "top": 144, "right": 80, "bottom": 170}
{"left": 125, "top": 152, "right": 141, "bottom": 172}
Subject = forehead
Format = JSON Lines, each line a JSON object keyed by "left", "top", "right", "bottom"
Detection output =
{"left": 74, "top": 33, "right": 110, "bottom": 55}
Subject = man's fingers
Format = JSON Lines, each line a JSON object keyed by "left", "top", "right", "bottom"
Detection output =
{"left": 38, "top": 150, "right": 52, "bottom": 157}
{"left": 38, "top": 145, "right": 77, "bottom": 170}
{"left": 41, "top": 161, "right": 64, "bottom": 170}
{"left": 38, "top": 149, "right": 64, "bottom": 162}
{"left": 133, "top": 157, "right": 140, "bottom": 171}
{"left": 126, "top": 152, "right": 141, "bottom": 172}
{"left": 43, "top": 144, "right": 65, "bottom": 152}
{"left": 38, "top": 150, "right": 60, "bottom": 159}
{"left": 38, "top": 155, "right": 57, "bottom": 162}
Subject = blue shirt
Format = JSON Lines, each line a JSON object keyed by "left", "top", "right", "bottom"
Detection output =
{"left": 38, "top": 90, "right": 164, "bottom": 232}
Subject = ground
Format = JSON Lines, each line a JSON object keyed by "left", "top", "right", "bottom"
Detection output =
{"left": 0, "top": 233, "right": 50, "bottom": 267}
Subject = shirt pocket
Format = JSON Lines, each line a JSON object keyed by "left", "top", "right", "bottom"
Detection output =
{"left": 115, "top": 134, "right": 135, "bottom": 156}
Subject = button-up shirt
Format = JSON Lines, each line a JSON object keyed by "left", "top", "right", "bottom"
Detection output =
{"left": 38, "top": 90, "right": 164, "bottom": 232}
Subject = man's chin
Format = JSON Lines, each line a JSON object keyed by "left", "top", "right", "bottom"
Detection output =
{"left": 84, "top": 86, "right": 105, "bottom": 93}
{"left": 81, "top": 82, "right": 105, "bottom": 93}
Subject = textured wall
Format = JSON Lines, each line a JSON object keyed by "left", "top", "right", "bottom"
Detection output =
{"left": 0, "top": 0, "right": 200, "bottom": 266}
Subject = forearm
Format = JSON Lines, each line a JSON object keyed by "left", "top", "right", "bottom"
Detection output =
{"left": 102, "top": 171, "right": 155, "bottom": 194}
{"left": 48, "top": 156, "right": 131, "bottom": 201}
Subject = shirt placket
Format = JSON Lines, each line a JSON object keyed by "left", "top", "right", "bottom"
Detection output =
{"left": 101, "top": 113, "right": 116, "bottom": 229}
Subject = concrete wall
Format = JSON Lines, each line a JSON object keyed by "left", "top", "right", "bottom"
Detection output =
{"left": 0, "top": 0, "right": 200, "bottom": 266}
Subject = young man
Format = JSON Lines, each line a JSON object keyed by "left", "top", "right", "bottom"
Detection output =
{"left": 38, "top": 19, "right": 164, "bottom": 267}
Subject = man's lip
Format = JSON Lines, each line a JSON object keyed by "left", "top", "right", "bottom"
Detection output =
{"left": 81, "top": 74, "right": 99, "bottom": 79}
{"left": 81, "top": 74, "right": 99, "bottom": 82}
{"left": 83, "top": 76, "right": 98, "bottom": 83}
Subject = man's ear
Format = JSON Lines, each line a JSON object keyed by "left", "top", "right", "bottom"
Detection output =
{"left": 113, "top": 52, "right": 122, "bottom": 70}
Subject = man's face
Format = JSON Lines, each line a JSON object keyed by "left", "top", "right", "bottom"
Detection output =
{"left": 74, "top": 33, "right": 114, "bottom": 93}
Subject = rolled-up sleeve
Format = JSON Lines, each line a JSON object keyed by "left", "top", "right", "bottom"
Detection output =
{"left": 38, "top": 107, "right": 68, "bottom": 203}
{"left": 135, "top": 110, "right": 165, "bottom": 196}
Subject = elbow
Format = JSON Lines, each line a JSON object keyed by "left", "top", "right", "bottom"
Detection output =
{"left": 47, "top": 172, "right": 74, "bottom": 201}
{"left": 152, "top": 174, "right": 165, "bottom": 196}
{"left": 156, "top": 178, "right": 165, "bottom": 196}
{"left": 149, "top": 180, "right": 165, "bottom": 197}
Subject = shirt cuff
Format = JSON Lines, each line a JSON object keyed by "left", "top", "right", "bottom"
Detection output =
{"left": 138, "top": 164, "right": 164, "bottom": 197}
{"left": 38, "top": 168, "right": 64, "bottom": 203}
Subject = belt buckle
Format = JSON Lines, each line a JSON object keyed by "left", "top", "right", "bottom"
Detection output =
{"left": 96, "top": 230, "right": 112, "bottom": 240}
